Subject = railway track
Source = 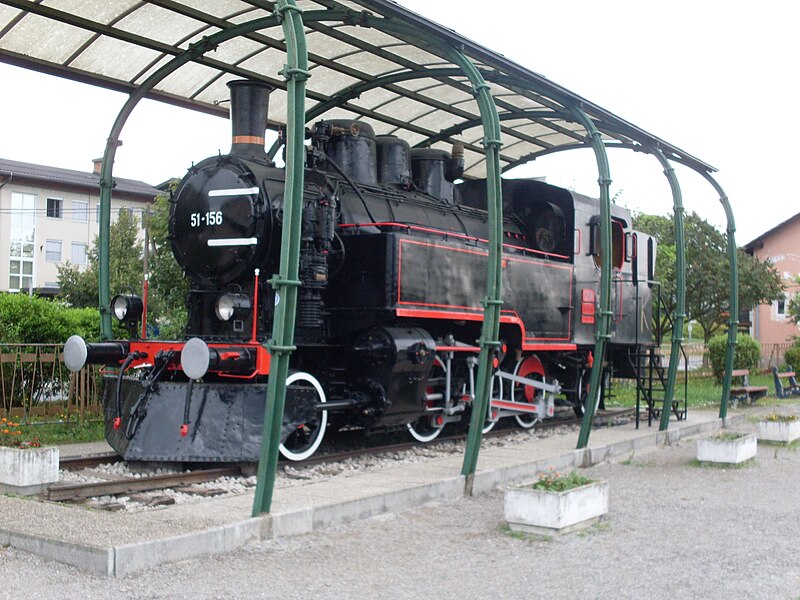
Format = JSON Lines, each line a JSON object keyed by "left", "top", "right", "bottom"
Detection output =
{"left": 45, "top": 467, "right": 242, "bottom": 502}
{"left": 48, "top": 407, "right": 634, "bottom": 506}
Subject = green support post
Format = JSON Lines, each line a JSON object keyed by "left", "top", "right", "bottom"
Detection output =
{"left": 697, "top": 173, "right": 738, "bottom": 422}
{"left": 98, "top": 146, "right": 115, "bottom": 339}
{"left": 651, "top": 148, "right": 685, "bottom": 431}
{"left": 252, "top": 0, "right": 308, "bottom": 516}
{"left": 450, "top": 57, "right": 503, "bottom": 495}
{"left": 575, "top": 110, "right": 613, "bottom": 450}
{"left": 346, "top": 15, "right": 503, "bottom": 493}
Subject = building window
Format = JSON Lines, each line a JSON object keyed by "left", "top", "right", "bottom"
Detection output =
{"left": 45, "top": 240, "right": 62, "bottom": 262}
{"left": 73, "top": 200, "right": 88, "bottom": 223}
{"left": 10, "top": 192, "right": 36, "bottom": 291}
{"left": 95, "top": 204, "right": 101, "bottom": 223}
{"left": 46, "top": 197, "right": 63, "bottom": 219}
{"left": 71, "top": 242, "right": 87, "bottom": 266}
{"left": 118, "top": 206, "right": 134, "bottom": 219}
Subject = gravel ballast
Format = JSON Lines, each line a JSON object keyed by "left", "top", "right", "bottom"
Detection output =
{"left": 3, "top": 410, "right": 800, "bottom": 599}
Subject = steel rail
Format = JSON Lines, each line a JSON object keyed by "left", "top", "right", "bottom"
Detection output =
{"left": 45, "top": 467, "right": 241, "bottom": 502}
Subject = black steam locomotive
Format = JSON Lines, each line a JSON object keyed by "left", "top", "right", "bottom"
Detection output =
{"left": 65, "top": 80, "right": 657, "bottom": 462}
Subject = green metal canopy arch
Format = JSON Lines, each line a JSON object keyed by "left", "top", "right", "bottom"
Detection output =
{"left": 0, "top": 0, "right": 739, "bottom": 510}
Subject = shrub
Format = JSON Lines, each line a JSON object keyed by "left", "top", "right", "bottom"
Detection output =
{"left": 785, "top": 346, "right": 800, "bottom": 374}
{"left": 0, "top": 293, "right": 102, "bottom": 410}
{"left": 0, "top": 293, "right": 100, "bottom": 344}
{"left": 707, "top": 333, "right": 761, "bottom": 383}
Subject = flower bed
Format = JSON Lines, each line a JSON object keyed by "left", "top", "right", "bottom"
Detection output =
{"left": 758, "top": 413, "right": 800, "bottom": 444}
{"left": 505, "top": 470, "right": 608, "bottom": 535}
{"left": 696, "top": 432, "right": 757, "bottom": 465}
{"left": 1, "top": 417, "right": 58, "bottom": 495}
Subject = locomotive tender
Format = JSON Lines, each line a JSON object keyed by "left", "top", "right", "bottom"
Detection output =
{"left": 65, "top": 80, "right": 657, "bottom": 462}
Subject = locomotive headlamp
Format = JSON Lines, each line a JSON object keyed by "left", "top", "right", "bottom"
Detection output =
{"left": 215, "top": 293, "right": 251, "bottom": 321}
{"left": 111, "top": 294, "right": 144, "bottom": 325}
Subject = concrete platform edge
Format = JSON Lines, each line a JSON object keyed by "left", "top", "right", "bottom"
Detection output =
{"left": 112, "top": 518, "right": 263, "bottom": 577}
{"left": 1, "top": 529, "right": 113, "bottom": 576}
{"left": 3, "top": 414, "right": 740, "bottom": 576}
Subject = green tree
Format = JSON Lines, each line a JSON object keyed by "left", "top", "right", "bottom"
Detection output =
{"left": 57, "top": 195, "right": 190, "bottom": 339}
{"left": 634, "top": 211, "right": 784, "bottom": 344}
{"left": 787, "top": 276, "right": 800, "bottom": 325}
{"left": 57, "top": 209, "right": 144, "bottom": 309}
{"left": 146, "top": 186, "right": 189, "bottom": 339}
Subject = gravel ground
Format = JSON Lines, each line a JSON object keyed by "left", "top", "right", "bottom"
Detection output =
{"left": 57, "top": 423, "right": 583, "bottom": 512}
{"left": 3, "top": 409, "right": 800, "bottom": 599}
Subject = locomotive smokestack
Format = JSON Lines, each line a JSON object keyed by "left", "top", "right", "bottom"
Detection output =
{"left": 227, "top": 80, "right": 272, "bottom": 160}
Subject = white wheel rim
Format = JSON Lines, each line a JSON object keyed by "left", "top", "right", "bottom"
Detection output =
{"left": 279, "top": 371, "right": 327, "bottom": 461}
{"left": 407, "top": 418, "right": 443, "bottom": 442}
{"left": 407, "top": 356, "right": 447, "bottom": 442}
{"left": 483, "top": 373, "right": 502, "bottom": 433}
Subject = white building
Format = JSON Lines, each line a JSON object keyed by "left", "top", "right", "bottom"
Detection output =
{"left": 0, "top": 157, "right": 160, "bottom": 295}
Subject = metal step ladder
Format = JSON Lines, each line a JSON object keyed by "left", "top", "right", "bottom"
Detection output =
{"left": 628, "top": 346, "right": 687, "bottom": 427}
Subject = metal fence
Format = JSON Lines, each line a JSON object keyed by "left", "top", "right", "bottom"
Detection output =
{"left": 0, "top": 344, "right": 102, "bottom": 419}
{"left": 0, "top": 340, "right": 789, "bottom": 419}
{"left": 661, "top": 341, "right": 794, "bottom": 373}
{"left": 760, "top": 343, "right": 793, "bottom": 370}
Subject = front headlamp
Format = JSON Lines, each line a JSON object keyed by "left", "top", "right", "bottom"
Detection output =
{"left": 111, "top": 294, "right": 143, "bottom": 324}
{"left": 215, "top": 293, "right": 251, "bottom": 322}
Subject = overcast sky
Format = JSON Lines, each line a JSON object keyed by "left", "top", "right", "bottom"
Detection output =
{"left": 0, "top": 0, "right": 797, "bottom": 243}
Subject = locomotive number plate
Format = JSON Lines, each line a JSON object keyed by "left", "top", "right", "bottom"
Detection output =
{"left": 190, "top": 211, "right": 223, "bottom": 227}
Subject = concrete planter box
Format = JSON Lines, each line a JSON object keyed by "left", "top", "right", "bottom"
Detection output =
{"left": 757, "top": 419, "right": 800, "bottom": 444}
{"left": 0, "top": 446, "right": 59, "bottom": 495}
{"left": 504, "top": 480, "right": 608, "bottom": 535}
{"left": 696, "top": 433, "right": 756, "bottom": 465}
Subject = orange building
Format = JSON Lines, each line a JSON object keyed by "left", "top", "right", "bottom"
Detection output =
{"left": 745, "top": 214, "right": 800, "bottom": 365}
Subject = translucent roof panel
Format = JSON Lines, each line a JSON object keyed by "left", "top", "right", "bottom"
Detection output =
{"left": 0, "top": 0, "right": 715, "bottom": 176}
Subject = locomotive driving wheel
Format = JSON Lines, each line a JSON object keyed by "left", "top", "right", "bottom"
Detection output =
{"left": 571, "top": 368, "right": 607, "bottom": 418}
{"left": 407, "top": 356, "right": 446, "bottom": 443}
{"left": 279, "top": 371, "right": 328, "bottom": 461}
{"left": 511, "top": 355, "right": 545, "bottom": 429}
{"left": 571, "top": 368, "right": 591, "bottom": 418}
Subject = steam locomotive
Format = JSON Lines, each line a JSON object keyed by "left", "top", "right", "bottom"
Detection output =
{"left": 64, "top": 80, "right": 657, "bottom": 462}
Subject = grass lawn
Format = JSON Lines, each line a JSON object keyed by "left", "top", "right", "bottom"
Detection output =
{"left": 604, "top": 371, "right": 777, "bottom": 410}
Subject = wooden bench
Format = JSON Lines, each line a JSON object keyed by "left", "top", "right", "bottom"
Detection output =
{"left": 772, "top": 367, "right": 800, "bottom": 398}
{"left": 728, "top": 369, "right": 768, "bottom": 405}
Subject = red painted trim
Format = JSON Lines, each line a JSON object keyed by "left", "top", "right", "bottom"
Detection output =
{"left": 399, "top": 300, "right": 484, "bottom": 312}
{"left": 141, "top": 277, "right": 149, "bottom": 339}
{"left": 435, "top": 345, "right": 481, "bottom": 353}
{"left": 397, "top": 308, "right": 484, "bottom": 321}
{"left": 516, "top": 355, "right": 545, "bottom": 402}
{"left": 521, "top": 343, "right": 578, "bottom": 351}
{"left": 251, "top": 270, "right": 260, "bottom": 343}
{"left": 126, "top": 340, "right": 271, "bottom": 376}
{"left": 490, "top": 399, "right": 539, "bottom": 413}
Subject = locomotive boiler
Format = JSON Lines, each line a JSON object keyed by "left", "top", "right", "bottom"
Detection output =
{"left": 64, "top": 80, "right": 658, "bottom": 462}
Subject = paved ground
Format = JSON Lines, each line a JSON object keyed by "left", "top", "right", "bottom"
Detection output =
{"left": 3, "top": 404, "right": 800, "bottom": 599}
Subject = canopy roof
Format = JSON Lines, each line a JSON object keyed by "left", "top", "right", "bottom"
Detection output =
{"left": 0, "top": 0, "right": 715, "bottom": 179}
